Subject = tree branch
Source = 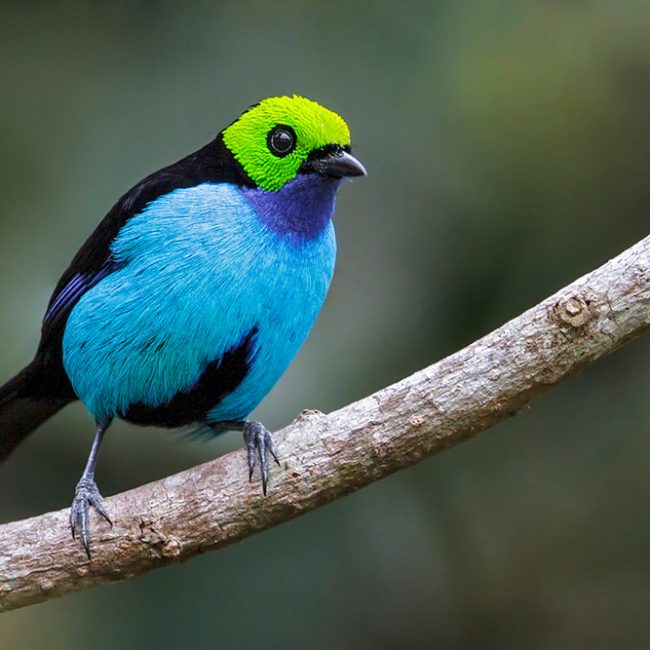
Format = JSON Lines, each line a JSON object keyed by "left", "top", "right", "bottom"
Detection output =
{"left": 2, "top": 235, "right": 650, "bottom": 613}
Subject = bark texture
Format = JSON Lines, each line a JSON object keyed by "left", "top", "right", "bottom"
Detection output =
{"left": 1, "top": 235, "right": 650, "bottom": 613}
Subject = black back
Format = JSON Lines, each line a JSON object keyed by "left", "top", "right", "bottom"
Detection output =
{"left": 33, "top": 135, "right": 252, "bottom": 399}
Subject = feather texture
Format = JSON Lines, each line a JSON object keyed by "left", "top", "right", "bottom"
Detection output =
{"left": 62, "top": 182, "right": 337, "bottom": 425}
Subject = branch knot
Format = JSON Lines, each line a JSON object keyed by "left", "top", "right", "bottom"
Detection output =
{"left": 552, "top": 294, "right": 593, "bottom": 328}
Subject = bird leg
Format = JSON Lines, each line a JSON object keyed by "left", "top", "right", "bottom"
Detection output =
{"left": 212, "top": 420, "right": 280, "bottom": 495}
{"left": 70, "top": 420, "right": 112, "bottom": 558}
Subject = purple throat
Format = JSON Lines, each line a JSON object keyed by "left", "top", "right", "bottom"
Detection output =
{"left": 242, "top": 173, "right": 340, "bottom": 243}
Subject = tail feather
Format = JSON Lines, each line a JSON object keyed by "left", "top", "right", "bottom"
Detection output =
{"left": 0, "top": 363, "right": 72, "bottom": 461}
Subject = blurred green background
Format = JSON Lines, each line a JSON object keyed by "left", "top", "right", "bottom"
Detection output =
{"left": 2, "top": 1, "right": 650, "bottom": 648}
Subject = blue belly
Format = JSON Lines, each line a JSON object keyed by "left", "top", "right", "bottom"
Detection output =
{"left": 62, "top": 182, "right": 336, "bottom": 425}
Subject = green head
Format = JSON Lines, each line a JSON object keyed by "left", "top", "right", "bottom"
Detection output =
{"left": 222, "top": 95, "right": 365, "bottom": 191}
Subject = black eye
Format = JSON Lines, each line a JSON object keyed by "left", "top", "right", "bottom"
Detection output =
{"left": 267, "top": 125, "right": 296, "bottom": 157}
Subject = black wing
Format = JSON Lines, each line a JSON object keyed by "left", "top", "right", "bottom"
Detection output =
{"left": 33, "top": 135, "right": 252, "bottom": 395}
{"left": 39, "top": 136, "right": 251, "bottom": 347}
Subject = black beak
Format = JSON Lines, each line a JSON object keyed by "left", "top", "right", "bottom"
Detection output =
{"left": 301, "top": 147, "right": 367, "bottom": 179}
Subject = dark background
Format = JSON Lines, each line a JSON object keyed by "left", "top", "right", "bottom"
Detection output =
{"left": 2, "top": 2, "right": 650, "bottom": 648}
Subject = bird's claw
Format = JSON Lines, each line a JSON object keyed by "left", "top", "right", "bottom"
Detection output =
{"left": 70, "top": 477, "right": 111, "bottom": 558}
{"left": 242, "top": 421, "right": 280, "bottom": 495}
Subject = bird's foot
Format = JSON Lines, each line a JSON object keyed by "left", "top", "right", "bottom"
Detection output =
{"left": 243, "top": 421, "right": 280, "bottom": 495}
{"left": 70, "top": 476, "right": 112, "bottom": 559}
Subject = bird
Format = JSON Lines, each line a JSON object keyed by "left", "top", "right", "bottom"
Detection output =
{"left": 0, "top": 95, "right": 366, "bottom": 557}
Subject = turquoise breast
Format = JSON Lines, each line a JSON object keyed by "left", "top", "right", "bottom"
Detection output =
{"left": 62, "top": 182, "right": 336, "bottom": 425}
